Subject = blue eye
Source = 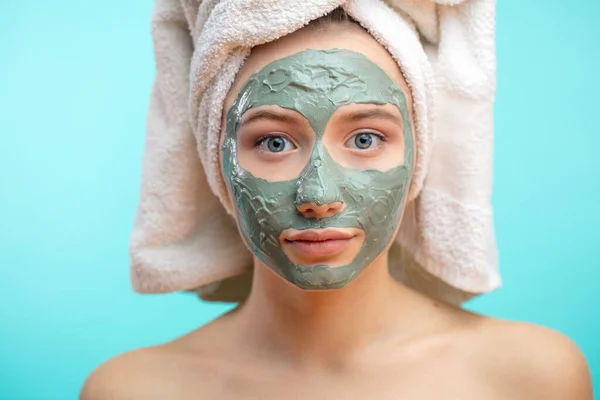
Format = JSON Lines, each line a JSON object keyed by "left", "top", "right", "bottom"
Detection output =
{"left": 257, "top": 135, "right": 296, "bottom": 153}
{"left": 346, "top": 132, "right": 384, "bottom": 150}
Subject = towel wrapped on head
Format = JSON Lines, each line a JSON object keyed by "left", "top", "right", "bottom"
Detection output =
{"left": 130, "top": 0, "right": 500, "bottom": 305}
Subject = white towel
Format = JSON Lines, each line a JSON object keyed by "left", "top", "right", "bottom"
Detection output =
{"left": 130, "top": 0, "right": 501, "bottom": 305}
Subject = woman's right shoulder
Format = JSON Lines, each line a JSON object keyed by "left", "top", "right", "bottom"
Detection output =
{"left": 79, "top": 346, "right": 170, "bottom": 400}
{"left": 79, "top": 322, "right": 233, "bottom": 400}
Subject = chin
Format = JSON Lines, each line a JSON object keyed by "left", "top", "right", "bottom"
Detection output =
{"left": 279, "top": 263, "right": 365, "bottom": 290}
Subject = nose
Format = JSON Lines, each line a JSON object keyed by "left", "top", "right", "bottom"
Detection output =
{"left": 296, "top": 201, "right": 344, "bottom": 219}
{"left": 295, "top": 145, "right": 343, "bottom": 219}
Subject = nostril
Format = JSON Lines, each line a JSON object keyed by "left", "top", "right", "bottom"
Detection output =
{"left": 327, "top": 207, "right": 340, "bottom": 216}
{"left": 297, "top": 204, "right": 311, "bottom": 213}
{"left": 331, "top": 203, "right": 343, "bottom": 212}
{"left": 297, "top": 202, "right": 344, "bottom": 218}
{"left": 297, "top": 204, "right": 315, "bottom": 218}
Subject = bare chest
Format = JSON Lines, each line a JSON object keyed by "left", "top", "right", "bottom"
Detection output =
{"left": 150, "top": 358, "right": 502, "bottom": 400}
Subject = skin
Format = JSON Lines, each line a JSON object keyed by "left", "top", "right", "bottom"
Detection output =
{"left": 80, "top": 22, "right": 593, "bottom": 400}
{"left": 222, "top": 48, "right": 414, "bottom": 290}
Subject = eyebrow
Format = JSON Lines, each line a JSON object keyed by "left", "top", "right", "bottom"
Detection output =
{"left": 241, "top": 108, "right": 404, "bottom": 127}
{"left": 241, "top": 110, "right": 296, "bottom": 126}
{"left": 343, "top": 109, "right": 404, "bottom": 126}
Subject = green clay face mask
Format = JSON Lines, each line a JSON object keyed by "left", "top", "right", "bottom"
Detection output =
{"left": 222, "top": 49, "right": 414, "bottom": 289}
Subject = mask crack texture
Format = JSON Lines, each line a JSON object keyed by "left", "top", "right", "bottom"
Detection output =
{"left": 222, "top": 49, "right": 414, "bottom": 289}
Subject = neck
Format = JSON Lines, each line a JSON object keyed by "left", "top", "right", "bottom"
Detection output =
{"left": 235, "top": 253, "right": 430, "bottom": 369}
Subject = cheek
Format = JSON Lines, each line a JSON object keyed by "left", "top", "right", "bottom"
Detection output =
{"left": 231, "top": 175, "right": 298, "bottom": 229}
{"left": 345, "top": 169, "right": 410, "bottom": 230}
{"left": 237, "top": 148, "right": 310, "bottom": 182}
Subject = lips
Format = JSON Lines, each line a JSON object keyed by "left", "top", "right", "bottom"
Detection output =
{"left": 284, "top": 228, "right": 355, "bottom": 242}
{"left": 281, "top": 228, "right": 359, "bottom": 261}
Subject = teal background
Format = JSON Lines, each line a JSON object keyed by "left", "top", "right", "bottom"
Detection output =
{"left": 0, "top": 0, "right": 598, "bottom": 398}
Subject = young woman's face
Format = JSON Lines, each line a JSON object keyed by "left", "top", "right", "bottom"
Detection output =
{"left": 220, "top": 24, "right": 415, "bottom": 290}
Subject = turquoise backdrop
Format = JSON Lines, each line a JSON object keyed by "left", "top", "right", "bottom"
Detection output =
{"left": 0, "top": 0, "right": 598, "bottom": 398}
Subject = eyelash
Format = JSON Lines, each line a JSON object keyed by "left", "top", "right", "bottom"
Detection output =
{"left": 253, "top": 134, "right": 298, "bottom": 154}
{"left": 345, "top": 130, "right": 387, "bottom": 149}
{"left": 355, "top": 131, "right": 386, "bottom": 142}
{"left": 252, "top": 130, "right": 387, "bottom": 154}
{"left": 254, "top": 134, "right": 290, "bottom": 147}
{"left": 253, "top": 132, "right": 386, "bottom": 142}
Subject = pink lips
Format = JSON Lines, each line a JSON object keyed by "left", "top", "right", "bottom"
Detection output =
{"left": 283, "top": 228, "right": 356, "bottom": 257}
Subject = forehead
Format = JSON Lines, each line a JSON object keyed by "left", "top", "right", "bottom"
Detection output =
{"left": 223, "top": 25, "right": 412, "bottom": 115}
{"left": 242, "top": 49, "right": 399, "bottom": 104}
{"left": 229, "top": 49, "right": 409, "bottom": 134}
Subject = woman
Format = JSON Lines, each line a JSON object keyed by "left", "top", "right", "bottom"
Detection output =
{"left": 81, "top": 2, "right": 592, "bottom": 399}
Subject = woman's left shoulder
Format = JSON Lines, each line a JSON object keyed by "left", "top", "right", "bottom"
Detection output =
{"left": 471, "top": 317, "right": 593, "bottom": 399}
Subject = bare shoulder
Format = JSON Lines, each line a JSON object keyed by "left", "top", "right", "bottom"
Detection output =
{"left": 79, "top": 317, "right": 236, "bottom": 400}
{"left": 472, "top": 318, "right": 593, "bottom": 399}
{"left": 79, "top": 346, "right": 174, "bottom": 400}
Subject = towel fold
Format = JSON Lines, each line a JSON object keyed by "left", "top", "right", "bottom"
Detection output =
{"left": 130, "top": 0, "right": 501, "bottom": 305}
